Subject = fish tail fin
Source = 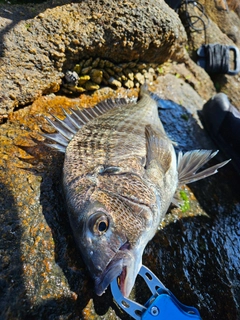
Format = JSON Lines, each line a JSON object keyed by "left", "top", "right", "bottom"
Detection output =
{"left": 177, "top": 149, "right": 231, "bottom": 185}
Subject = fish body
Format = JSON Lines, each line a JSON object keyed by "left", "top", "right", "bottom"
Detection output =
{"left": 43, "top": 87, "right": 230, "bottom": 297}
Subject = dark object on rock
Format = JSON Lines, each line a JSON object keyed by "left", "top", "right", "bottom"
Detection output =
{"left": 164, "top": 0, "right": 182, "bottom": 10}
{"left": 64, "top": 71, "right": 79, "bottom": 85}
{"left": 197, "top": 44, "right": 240, "bottom": 75}
{"left": 199, "top": 93, "right": 240, "bottom": 174}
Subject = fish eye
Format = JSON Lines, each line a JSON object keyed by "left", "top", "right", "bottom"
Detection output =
{"left": 98, "top": 221, "right": 108, "bottom": 232}
{"left": 88, "top": 211, "right": 109, "bottom": 236}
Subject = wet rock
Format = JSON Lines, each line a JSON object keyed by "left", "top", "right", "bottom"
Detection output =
{"left": 0, "top": 77, "right": 239, "bottom": 319}
{"left": 145, "top": 79, "right": 240, "bottom": 320}
{"left": 0, "top": 0, "right": 187, "bottom": 121}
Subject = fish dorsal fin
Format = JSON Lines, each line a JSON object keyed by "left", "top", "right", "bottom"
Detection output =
{"left": 177, "top": 150, "right": 231, "bottom": 185}
{"left": 43, "top": 97, "right": 135, "bottom": 152}
{"left": 145, "top": 124, "right": 173, "bottom": 173}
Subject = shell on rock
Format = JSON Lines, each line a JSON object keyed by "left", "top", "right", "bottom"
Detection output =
{"left": 62, "top": 58, "right": 159, "bottom": 94}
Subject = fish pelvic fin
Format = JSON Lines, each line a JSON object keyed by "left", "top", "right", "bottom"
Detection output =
{"left": 177, "top": 149, "right": 231, "bottom": 185}
{"left": 43, "top": 97, "right": 135, "bottom": 152}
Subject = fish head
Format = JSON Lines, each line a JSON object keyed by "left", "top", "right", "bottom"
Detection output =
{"left": 67, "top": 184, "right": 157, "bottom": 297}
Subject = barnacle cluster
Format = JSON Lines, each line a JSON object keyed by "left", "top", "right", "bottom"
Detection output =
{"left": 61, "top": 57, "right": 159, "bottom": 94}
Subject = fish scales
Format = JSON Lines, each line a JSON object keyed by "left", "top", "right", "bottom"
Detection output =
{"left": 98, "top": 174, "right": 156, "bottom": 207}
{"left": 90, "top": 190, "right": 146, "bottom": 242}
{"left": 43, "top": 86, "right": 230, "bottom": 298}
{"left": 65, "top": 94, "right": 160, "bottom": 175}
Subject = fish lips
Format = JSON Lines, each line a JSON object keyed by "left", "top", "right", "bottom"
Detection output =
{"left": 94, "top": 242, "right": 140, "bottom": 297}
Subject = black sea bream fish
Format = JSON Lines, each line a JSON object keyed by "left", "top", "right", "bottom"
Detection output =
{"left": 43, "top": 87, "right": 229, "bottom": 297}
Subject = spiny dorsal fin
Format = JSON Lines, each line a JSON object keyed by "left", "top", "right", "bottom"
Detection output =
{"left": 178, "top": 149, "right": 231, "bottom": 185}
{"left": 43, "top": 97, "right": 135, "bottom": 152}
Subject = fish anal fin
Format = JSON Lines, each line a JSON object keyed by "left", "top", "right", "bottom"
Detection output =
{"left": 178, "top": 149, "right": 231, "bottom": 185}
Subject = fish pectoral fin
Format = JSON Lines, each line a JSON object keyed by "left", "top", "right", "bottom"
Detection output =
{"left": 145, "top": 124, "right": 173, "bottom": 173}
{"left": 177, "top": 149, "right": 231, "bottom": 185}
{"left": 99, "top": 166, "right": 121, "bottom": 175}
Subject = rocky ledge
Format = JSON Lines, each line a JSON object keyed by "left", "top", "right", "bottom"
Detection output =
{"left": 0, "top": 0, "right": 187, "bottom": 121}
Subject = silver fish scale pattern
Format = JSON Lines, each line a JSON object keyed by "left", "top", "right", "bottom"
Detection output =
{"left": 90, "top": 190, "right": 150, "bottom": 245}
{"left": 64, "top": 95, "right": 159, "bottom": 179}
{"left": 98, "top": 174, "right": 156, "bottom": 208}
{"left": 67, "top": 124, "right": 113, "bottom": 171}
{"left": 62, "top": 94, "right": 160, "bottom": 232}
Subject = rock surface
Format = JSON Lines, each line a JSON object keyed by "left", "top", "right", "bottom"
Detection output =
{"left": 0, "top": 0, "right": 187, "bottom": 121}
{"left": 1, "top": 77, "right": 240, "bottom": 319}
{"left": 0, "top": 1, "right": 240, "bottom": 319}
{"left": 179, "top": 0, "right": 240, "bottom": 108}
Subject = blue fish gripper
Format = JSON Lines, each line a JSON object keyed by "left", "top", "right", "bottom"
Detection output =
{"left": 111, "top": 265, "right": 202, "bottom": 320}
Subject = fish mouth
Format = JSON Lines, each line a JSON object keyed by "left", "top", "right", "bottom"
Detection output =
{"left": 94, "top": 241, "right": 136, "bottom": 297}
